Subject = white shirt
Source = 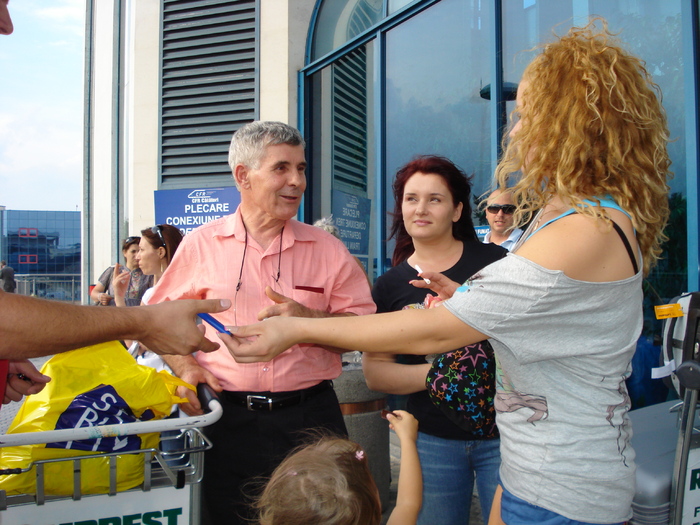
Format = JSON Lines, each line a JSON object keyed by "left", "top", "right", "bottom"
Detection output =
{"left": 483, "top": 228, "right": 524, "bottom": 252}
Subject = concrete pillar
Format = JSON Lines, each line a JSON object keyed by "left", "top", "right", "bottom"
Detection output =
{"left": 334, "top": 367, "right": 390, "bottom": 510}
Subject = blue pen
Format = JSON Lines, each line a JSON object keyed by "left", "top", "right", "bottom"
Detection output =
{"left": 197, "top": 313, "right": 233, "bottom": 335}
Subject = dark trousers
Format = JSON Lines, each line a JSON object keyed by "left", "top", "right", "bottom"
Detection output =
{"left": 201, "top": 384, "right": 347, "bottom": 525}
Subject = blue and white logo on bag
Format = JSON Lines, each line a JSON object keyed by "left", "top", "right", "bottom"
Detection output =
{"left": 47, "top": 384, "right": 154, "bottom": 452}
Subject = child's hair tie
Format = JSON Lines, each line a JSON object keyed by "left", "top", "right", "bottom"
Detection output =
{"left": 355, "top": 450, "right": 365, "bottom": 461}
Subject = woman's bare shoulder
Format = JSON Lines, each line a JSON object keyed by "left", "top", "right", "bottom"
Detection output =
{"left": 514, "top": 212, "right": 638, "bottom": 282}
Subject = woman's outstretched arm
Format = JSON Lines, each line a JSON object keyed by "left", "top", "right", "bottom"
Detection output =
{"left": 223, "top": 305, "right": 486, "bottom": 363}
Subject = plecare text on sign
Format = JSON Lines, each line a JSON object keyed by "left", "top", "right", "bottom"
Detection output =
{"left": 155, "top": 187, "right": 240, "bottom": 235}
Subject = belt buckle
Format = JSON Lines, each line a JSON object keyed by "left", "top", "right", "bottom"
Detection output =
{"left": 247, "top": 395, "right": 272, "bottom": 411}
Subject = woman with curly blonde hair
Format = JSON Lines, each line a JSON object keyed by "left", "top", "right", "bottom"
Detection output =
{"left": 226, "top": 19, "right": 671, "bottom": 525}
{"left": 499, "top": 19, "right": 670, "bottom": 275}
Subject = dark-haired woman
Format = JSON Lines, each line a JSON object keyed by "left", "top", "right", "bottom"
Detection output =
{"left": 91, "top": 236, "right": 152, "bottom": 306}
{"left": 363, "top": 155, "right": 506, "bottom": 524}
{"left": 114, "top": 225, "right": 183, "bottom": 369}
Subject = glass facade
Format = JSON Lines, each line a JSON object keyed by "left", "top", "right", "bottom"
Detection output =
{"left": 384, "top": 0, "right": 492, "bottom": 262}
{"left": 311, "top": 0, "right": 383, "bottom": 60}
{"left": 303, "top": 0, "right": 700, "bottom": 390}
{"left": 0, "top": 209, "right": 81, "bottom": 301}
{"left": 499, "top": 1, "right": 688, "bottom": 340}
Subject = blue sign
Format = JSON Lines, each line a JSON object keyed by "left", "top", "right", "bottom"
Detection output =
{"left": 331, "top": 190, "right": 370, "bottom": 256}
{"left": 475, "top": 225, "right": 490, "bottom": 241}
{"left": 154, "top": 187, "right": 240, "bottom": 235}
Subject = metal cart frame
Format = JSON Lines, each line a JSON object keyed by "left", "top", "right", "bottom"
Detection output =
{"left": 0, "top": 392, "right": 222, "bottom": 525}
{"left": 662, "top": 292, "right": 700, "bottom": 524}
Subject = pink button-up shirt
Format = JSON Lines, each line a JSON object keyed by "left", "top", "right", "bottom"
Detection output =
{"left": 147, "top": 208, "right": 375, "bottom": 392}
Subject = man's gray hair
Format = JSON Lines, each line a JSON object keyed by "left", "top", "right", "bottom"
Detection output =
{"left": 228, "top": 121, "right": 305, "bottom": 188}
{"left": 313, "top": 216, "right": 341, "bottom": 240}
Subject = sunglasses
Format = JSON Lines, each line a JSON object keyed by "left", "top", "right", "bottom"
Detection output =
{"left": 486, "top": 204, "right": 516, "bottom": 215}
{"left": 123, "top": 236, "right": 140, "bottom": 250}
{"left": 151, "top": 225, "right": 166, "bottom": 247}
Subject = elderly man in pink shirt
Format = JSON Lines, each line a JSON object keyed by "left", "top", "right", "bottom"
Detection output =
{"left": 150, "top": 121, "right": 375, "bottom": 525}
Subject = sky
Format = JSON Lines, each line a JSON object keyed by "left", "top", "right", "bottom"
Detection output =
{"left": 0, "top": 0, "right": 85, "bottom": 212}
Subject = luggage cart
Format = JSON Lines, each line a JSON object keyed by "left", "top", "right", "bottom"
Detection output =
{"left": 631, "top": 292, "right": 700, "bottom": 524}
{"left": 0, "top": 387, "right": 222, "bottom": 525}
{"left": 669, "top": 295, "right": 700, "bottom": 525}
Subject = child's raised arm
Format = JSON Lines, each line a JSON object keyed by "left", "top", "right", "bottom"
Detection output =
{"left": 385, "top": 410, "right": 422, "bottom": 525}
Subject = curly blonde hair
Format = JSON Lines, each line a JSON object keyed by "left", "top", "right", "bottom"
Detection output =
{"left": 255, "top": 437, "right": 381, "bottom": 525}
{"left": 496, "top": 18, "right": 671, "bottom": 274}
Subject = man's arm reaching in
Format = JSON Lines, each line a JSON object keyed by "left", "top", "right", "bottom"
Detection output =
{"left": 0, "top": 290, "right": 231, "bottom": 359}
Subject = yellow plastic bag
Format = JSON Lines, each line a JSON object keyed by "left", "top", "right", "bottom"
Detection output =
{"left": 0, "top": 341, "right": 194, "bottom": 496}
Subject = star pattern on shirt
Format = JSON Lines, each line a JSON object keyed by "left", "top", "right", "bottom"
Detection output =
{"left": 426, "top": 341, "right": 498, "bottom": 439}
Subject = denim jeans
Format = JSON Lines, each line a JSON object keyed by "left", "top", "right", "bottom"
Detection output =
{"left": 416, "top": 431, "right": 501, "bottom": 525}
{"left": 501, "top": 484, "right": 626, "bottom": 525}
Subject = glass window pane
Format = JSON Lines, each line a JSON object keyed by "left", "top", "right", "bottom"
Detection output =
{"left": 388, "top": 0, "right": 417, "bottom": 14}
{"left": 385, "top": 0, "right": 492, "bottom": 262}
{"left": 312, "top": 0, "right": 383, "bottom": 61}
{"left": 308, "top": 41, "right": 378, "bottom": 281}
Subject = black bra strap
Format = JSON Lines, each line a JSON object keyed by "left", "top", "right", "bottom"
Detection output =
{"left": 611, "top": 221, "right": 639, "bottom": 274}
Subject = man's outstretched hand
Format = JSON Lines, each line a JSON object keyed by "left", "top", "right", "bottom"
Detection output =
{"left": 138, "top": 298, "right": 232, "bottom": 356}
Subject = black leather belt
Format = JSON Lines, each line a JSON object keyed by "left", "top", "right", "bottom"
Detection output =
{"left": 222, "top": 380, "right": 332, "bottom": 411}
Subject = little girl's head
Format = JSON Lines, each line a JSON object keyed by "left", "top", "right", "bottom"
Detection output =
{"left": 256, "top": 437, "right": 381, "bottom": 525}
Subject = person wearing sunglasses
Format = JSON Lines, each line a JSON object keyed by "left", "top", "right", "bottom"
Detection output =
{"left": 90, "top": 236, "right": 153, "bottom": 306}
{"left": 483, "top": 189, "right": 523, "bottom": 251}
{"left": 113, "top": 225, "right": 183, "bottom": 370}
{"left": 147, "top": 121, "right": 375, "bottom": 525}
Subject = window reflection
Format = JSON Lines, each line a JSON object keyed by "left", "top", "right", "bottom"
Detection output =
{"left": 307, "top": 42, "right": 378, "bottom": 281}
{"left": 311, "top": 0, "right": 383, "bottom": 60}
{"left": 388, "top": 0, "right": 417, "bottom": 14}
{"left": 306, "top": 0, "right": 690, "bottom": 343}
{"left": 385, "top": 0, "right": 492, "bottom": 259}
